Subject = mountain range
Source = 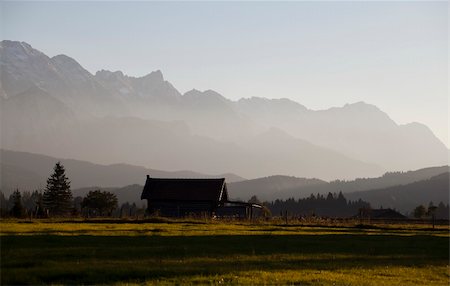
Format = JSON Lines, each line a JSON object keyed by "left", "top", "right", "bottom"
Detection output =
{"left": 345, "top": 173, "right": 449, "bottom": 213}
{"left": 1, "top": 149, "right": 448, "bottom": 213}
{"left": 228, "top": 165, "right": 449, "bottom": 201}
{"left": 73, "top": 169, "right": 450, "bottom": 214}
{"left": 1, "top": 40, "right": 449, "bottom": 180}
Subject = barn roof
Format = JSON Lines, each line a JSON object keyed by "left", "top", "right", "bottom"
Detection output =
{"left": 371, "top": 208, "right": 406, "bottom": 219}
{"left": 141, "top": 176, "right": 229, "bottom": 202}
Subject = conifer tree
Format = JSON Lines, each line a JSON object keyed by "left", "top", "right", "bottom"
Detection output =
{"left": 43, "top": 162, "right": 73, "bottom": 216}
{"left": 10, "top": 189, "right": 25, "bottom": 218}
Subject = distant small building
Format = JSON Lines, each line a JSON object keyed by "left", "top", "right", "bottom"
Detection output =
{"left": 358, "top": 208, "right": 406, "bottom": 219}
{"left": 370, "top": 208, "right": 406, "bottom": 219}
{"left": 216, "top": 201, "right": 263, "bottom": 219}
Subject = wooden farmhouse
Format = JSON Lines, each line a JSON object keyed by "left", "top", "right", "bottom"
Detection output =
{"left": 141, "top": 175, "right": 261, "bottom": 218}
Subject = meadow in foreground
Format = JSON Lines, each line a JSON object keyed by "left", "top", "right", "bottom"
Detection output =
{"left": 1, "top": 219, "right": 449, "bottom": 285}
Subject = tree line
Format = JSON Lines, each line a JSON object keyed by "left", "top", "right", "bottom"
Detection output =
{"left": 412, "top": 202, "right": 449, "bottom": 220}
{"left": 2, "top": 162, "right": 449, "bottom": 220}
{"left": 1, "top": 162, "right": 145, "bottom": 218}
{"left": 262, "top": 192, "right": 371, "bottom": 218}
{"left": 260, "top": 192, "right": 449, "bottom": 219}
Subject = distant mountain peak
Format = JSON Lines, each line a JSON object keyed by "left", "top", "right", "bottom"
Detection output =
{"left": 0, "top": 40, "right": 47, "bottom": 60}
{"left": 184, "top": 89, "right": 226, "bottom": 99}
{"left": 316, "top": 101, "right": 397, "bottom": 127}
{"left": 343, "top": 101, "right": 379, "bottom": 110}
{"left": 51, "top": 54, "right": 87, "bottom": 71}
{"left": 142, "top": 70, "right": 164, "bottom": 82}
{"left": 184, "top": 88, "right": 201, "bottom": 95}
{"left": 402, "top": 121, "right": 429, "bottom": 129}
{"left": 399, "top": 122, "right": 447, "bottom": 148}
{"left": 51, "top": 54, "right": 77, "bottom": 62}
{"left": 203, "top": 89, "right": 225, "bottom": 97}
{"left": 2, "top": 40, "right": 448, "bottom": 175}
{"left": 0, "top": 40, "right": 33, "bottom": 51}
{"left": 48, "top": 54, "right": 95, "bottom": 84}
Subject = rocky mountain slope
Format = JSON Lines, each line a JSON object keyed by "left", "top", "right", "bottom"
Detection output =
{"left": 1, "top": 40, "right": 448, "bottom": 179}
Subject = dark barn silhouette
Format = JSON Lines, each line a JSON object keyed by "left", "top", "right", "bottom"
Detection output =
{"left": 369, "top": 208, "right": 406, "bottom": 219}
{"left": 141, "top": 176, "right": 261, "bottom": 218}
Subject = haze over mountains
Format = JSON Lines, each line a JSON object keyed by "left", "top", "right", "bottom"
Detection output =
{"left": 229, "top": 165, "right": 449, "bottom": 201}
{"left": 0, "top": 149, "right": 244, "bottom": 192}
{"left": 345, "top": 173, "right": 449, "bottom": 213}
{"left": 1, "top": 40, "right": 449, "bottom": 181}
{"left": 2, "top": 149, "right": 448, "bottom": 214}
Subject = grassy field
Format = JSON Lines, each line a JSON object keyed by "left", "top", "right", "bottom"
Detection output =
{"left": 1, "top": 219, "right": 449, "bottom": 285}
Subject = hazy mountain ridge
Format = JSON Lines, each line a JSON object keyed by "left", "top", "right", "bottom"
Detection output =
{"left": 0, "top": 149, "right": 245, "bottom": 194}
{"left": 72, "top": 184, "right": 145, "bottom": 207}
{"left": 1, "top": 120, "right": 380, "bottom": 184}
{"left": 229, "top": 165, "right": 450, "bottom": 202}
{"left": 0, "top": 41, "right": 382, "bottom": 180}
{"left": 237, "top": 100, "right": 448, "bottom": 170}
{"left": 227, "top": 175, "right": 327, "bottom": 201}
{"left": 345, "top": 172, "right": 450, "bottom": 213}
{"left": 2, "top": 149, "right": 447, "bottom": 213}
{"left": 75, "top": 167, "right": 449, "bottom": 211}
{"left": 1, "top": 40, "right": 448, "bottom": 179}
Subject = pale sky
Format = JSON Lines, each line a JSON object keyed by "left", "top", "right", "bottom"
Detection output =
{"left": 1, "top": 1, "right": 448, "bottom": 147}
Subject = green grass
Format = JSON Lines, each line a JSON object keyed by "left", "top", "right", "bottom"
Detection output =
{"left": 1, "top": 219, "right": 449, "bottom": 285}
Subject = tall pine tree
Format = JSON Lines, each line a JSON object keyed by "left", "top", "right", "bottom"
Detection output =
{"left": 43, "top": 162, "right": 73, "bottom": 216}
{"left": 10, "top": 189, "right": 25, "bottom": 218}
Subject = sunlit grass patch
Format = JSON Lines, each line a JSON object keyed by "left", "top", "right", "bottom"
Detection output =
{"left": 145, "top": 266, "right": 449, "bottom": 286}
{"left": 1, "top": 219, "right": 448, "bottom": 236}
{"left": 1, "top": 219, "right": 449, "bottom": 285}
